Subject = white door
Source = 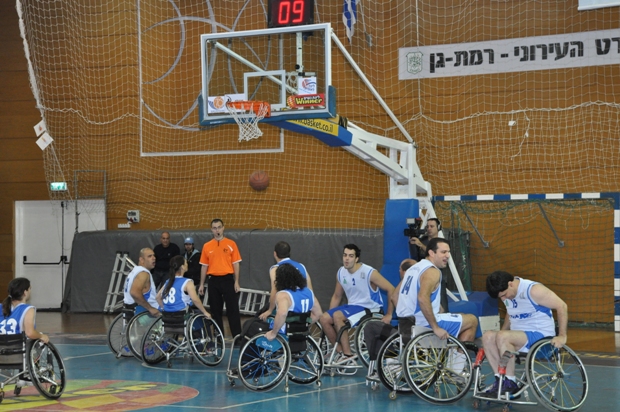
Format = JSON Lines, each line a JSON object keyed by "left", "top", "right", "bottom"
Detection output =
{"left": 14, "top": 200, "right": 105, "bottom": 309}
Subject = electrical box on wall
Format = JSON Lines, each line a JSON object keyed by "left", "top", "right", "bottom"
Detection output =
{"left": 127, "top": 210, "right": 140, "bottom": 223}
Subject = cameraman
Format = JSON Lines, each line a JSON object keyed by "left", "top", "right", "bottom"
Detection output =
{"left": 408, "top": 218, "right": 440, "bottom": 260}
{"left": 408, "top": 218, "right": 449, "bottom": 312}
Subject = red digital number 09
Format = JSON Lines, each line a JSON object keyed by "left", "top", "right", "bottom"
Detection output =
{"left": 278, "top": 0, "right": 304, "bottom": 24}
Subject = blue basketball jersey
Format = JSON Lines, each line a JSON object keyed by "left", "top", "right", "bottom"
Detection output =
{"left": 274, "top": 258, "right": 308, "bottom": 278}
{"left": 281, "top": 287, "right": 314, "bottom": 314}
{"left": 0, "top": 303, "right": 34, "bottom": 335}
{"left": 161, "top": 277, "right": 192, "bottom": 312}
{"left": 272, "top": 287, "right": 314, "bottom": 334}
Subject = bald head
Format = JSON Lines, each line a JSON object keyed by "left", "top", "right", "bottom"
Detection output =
{"left": 139, "top": 247, "right": 156, "bottom": 270}
{"left": 399, "top": 258, "right": 417, "bottom": 279}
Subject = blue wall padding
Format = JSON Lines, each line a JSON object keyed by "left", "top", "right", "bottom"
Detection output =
{"left": 449, "top": 292, "right": 499, "bottom": 338}
{"left": 379, "top": 199, "right": 419, "bottom": 311}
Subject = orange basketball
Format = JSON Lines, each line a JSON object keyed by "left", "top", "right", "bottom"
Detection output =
{"left": 249, "top": 170, "right": 269, "bottom": 191}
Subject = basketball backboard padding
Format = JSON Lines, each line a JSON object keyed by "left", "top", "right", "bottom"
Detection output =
{"left": 272, "top": 115, "right": 352, "bottom": 147}
{"left": 199, "top": 85, "right": 337, "bottom": 126}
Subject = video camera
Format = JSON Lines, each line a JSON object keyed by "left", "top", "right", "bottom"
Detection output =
{"left": 403, "top": 217, "right": 425, "bottom": 238}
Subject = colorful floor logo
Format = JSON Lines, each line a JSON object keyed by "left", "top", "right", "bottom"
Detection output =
{"left": 0, "top": 379, "right": 198, "bottom": 411}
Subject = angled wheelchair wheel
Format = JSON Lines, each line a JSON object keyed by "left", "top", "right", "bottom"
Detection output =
{"left": 27, "top": 339, "right": 66, "bottom": 400}
{"left": 238, "top": 333, "right": 291, "bottom": 392}
{"left": 127, "top": 312, "right": 158, "bottom": 360}
{"left": 402, "top": 332, "right": 473, "bottom": 404}
{"left": 107, "top": 313, "right": 132, "bottom": 358}
{"left": 288, "top": 336, "right": 324, "bottom": 385}
{"left": 377, "top": 333, "right": 412, "bottom": 394}
{"left": 525, "top": 339, "right": 588, "bottom": 412}
{"left": 187, "top": 314, "right": 225, "bottom": 367}
{"left": 140, "top": 318, "right": 169, "bottom": 365}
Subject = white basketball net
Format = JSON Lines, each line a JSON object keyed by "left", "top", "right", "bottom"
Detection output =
{"left": 226, "top": 102, "right": 270, "bottom": 142}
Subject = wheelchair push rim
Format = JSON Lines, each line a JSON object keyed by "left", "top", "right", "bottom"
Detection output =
{"left": 187, "top": 314, "right": 226, "bottom": 367}
{"left": 402, "top": 331, "right": 474, "bottom": 404}
{"left": 525, "top": 338, "right": 588, "bottom": 412}
{"left": 27, "top": 339, "right": 66, "bottom": 400}
{"left": 237, "top": 333, "right": 291, "bottom": 392}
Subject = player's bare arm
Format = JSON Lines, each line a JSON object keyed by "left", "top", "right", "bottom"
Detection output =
{"left": 530, "top": 283, "right": 568, "bottom": 347}
{"left": 370, "top": 271, "right": 395, "bottom": 322}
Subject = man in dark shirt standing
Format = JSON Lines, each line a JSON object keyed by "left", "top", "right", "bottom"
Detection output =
{"left": 152, "top": 231, "right": 180, "bottom": 289}
{"left": 183, "top": 237, "right": 202, "bottom": 293}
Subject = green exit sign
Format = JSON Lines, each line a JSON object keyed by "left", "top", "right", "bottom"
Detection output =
{"left": 50, "top": 182, "right": 67, "bottom": 191}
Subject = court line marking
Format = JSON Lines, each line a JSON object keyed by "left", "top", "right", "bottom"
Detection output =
{"left": 158, "top": 382, "right": 366, "bottom": 410}
{"left": 63, "top": 351, "right": 112, "bottom": 360}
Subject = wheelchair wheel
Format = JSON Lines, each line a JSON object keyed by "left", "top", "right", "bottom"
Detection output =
{"left": 187, "top": 314, "right": 225, "bottom": 367}
{"left": 106, "top": 313, "right": 132, "bottom": 358}
{"left": 288, "top": 336, "right": 324, "bottom": 385}
{"left": 353, "top": 318, "right": 376, "bottom": 367}
{"left": 238, "top": 333, "right": 291, "bottom": 392}
{"left": 127, "top": 312, "right": 158, "bottom": 360}
{"left": 309, "top": 322, "right": 331, "bottom": 356}
{"left": 525, "top": 339, "right": 588, "bottom": 412}
{"left": 353, "top": 315, "right": 385, "bottom": 367}
{"left": 26, "top": 339, "right": 66, "bottom": 400}
{"left": 402, "top": 331, "right": 473, "bottom": 404}
{"left": 140, "top": 318, "right": 169, "bottom": 365}
{"left": 377, "top": 333, "right": 412, "bottom": 394}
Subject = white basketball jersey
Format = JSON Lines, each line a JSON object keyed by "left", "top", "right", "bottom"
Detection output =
{"left": 123, "top": 265, "right": 158, "bottom": 308}
{"left": 505, "top": 278, "right": 555, "bottom": 336}
{"left": 337, "top": 263, "right": 383, "bottom": 310}
{"left": 395, "top": 259, "right": 442, "bottom": 327}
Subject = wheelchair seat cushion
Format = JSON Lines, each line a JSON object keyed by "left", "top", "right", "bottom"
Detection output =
{"left": 241, "top": 318, "right": 270, "bottom": 340}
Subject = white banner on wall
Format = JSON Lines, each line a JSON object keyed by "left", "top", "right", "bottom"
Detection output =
{"left": 399, "top": 29, "right": 620, "bottom": 80}
{"left": 578, "top": 0, "right": 620, "bottom": 10}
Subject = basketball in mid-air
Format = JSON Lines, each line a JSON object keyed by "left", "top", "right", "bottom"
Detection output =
{"left": 249, "top": 170, "right": 269, "bottom": 191}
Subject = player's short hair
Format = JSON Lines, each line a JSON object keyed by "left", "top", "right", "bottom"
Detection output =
{"left": 343, "top": 243, "right": 361, "bottom": 259}
{"left": 139, "top": 247, "right": 153, "bottom": 259}
{"left": 274, "top": 241, "right": 291, "bottom": 259}
{"left": 486, "top": 270, "right": 515, "bottom": 299}
{"left": 425, "top": 238, "right": 449, "bottom": 257}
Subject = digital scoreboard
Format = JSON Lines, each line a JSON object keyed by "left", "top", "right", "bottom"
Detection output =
{"left": 268, "top": 0, "right": 314, "bottom": 28}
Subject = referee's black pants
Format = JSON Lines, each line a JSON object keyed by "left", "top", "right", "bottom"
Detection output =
{"left": 207, "top": 274, "right": 241, "bottom": 338}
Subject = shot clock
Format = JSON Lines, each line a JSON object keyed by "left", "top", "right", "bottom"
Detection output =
{"left": 268, "top": 0, "right": 314, "bottom": 28}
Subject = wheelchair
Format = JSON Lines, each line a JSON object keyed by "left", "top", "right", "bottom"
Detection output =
{"left": 107, "top": 305, "right": 159, "bottom": 360}
{"left": 471, "top": 338, "right": 588, "bottom": 412}
{"left": 366, "top": 318, "right": 415, "bottom": 398}
{"left": 318, "top": 308, "right": 384, "bottom": 376}
{"left": 0, "top": 333, "right": 66, "bottom": 403}
{"left": 396, "top": 325, "right": 477, "bottom": 404}
{"left": 226, "top": 312, "right": 324, "bottom": 392}
{"left": 140, "top": 310, "right": 225, "bottom": 368}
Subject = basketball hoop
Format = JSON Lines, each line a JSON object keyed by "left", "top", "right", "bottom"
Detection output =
{"left": 226, "top": 101, "right": 271, "bottom": 142}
